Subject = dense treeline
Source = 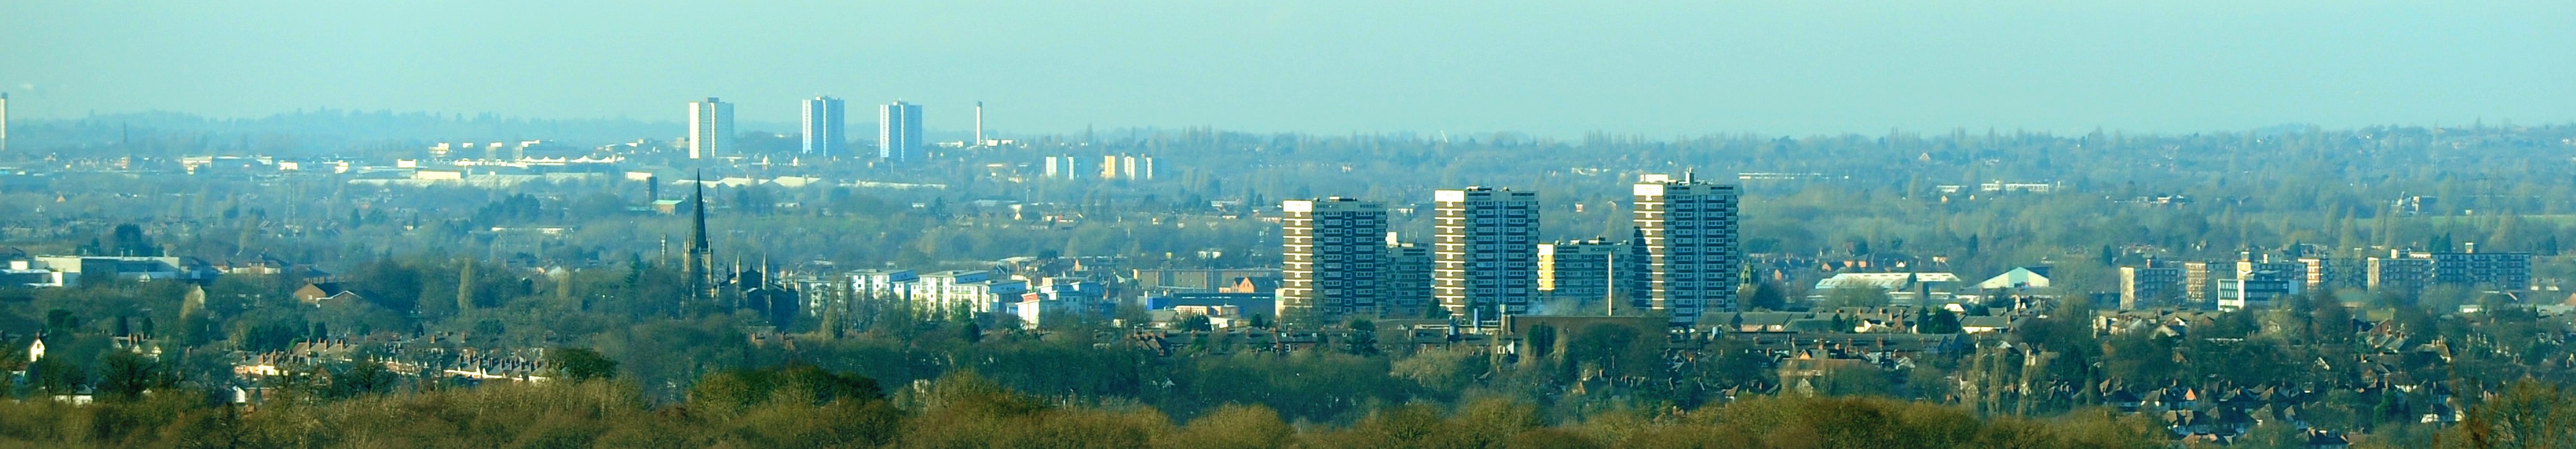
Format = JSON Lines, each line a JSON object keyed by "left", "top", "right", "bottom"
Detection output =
{"left": 0, "top": 365, "right": 2178, "bottom": 449}
{"left": 12, "top": 262, "right": 2576, "bottom": 447}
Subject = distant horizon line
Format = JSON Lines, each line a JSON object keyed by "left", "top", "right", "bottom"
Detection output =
{"left": 11, "top": 107, "right": 2572, "bottom": 140}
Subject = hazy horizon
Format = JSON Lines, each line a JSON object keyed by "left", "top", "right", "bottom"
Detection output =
{"left": 5, "top": 0, "right": 2570, "bottom": 137}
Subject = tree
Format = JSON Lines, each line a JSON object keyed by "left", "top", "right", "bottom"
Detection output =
{"left": 1920, "top": 306, "right": 1962, "bottom": 334}
{"left": 110, "top": 223, "right": 157, "bottom": 256}
{"left": 1178, "top": 314, "right": 1212, "bottom": 332}
{"left": 1163, "top": 404, "right": 1295, "bottom": 449}
{"left": 1346, "top": 319, "right": 1380, "bottom": 356}
{"left": 457, "top": 257, "right": 477, "bottom": 312}
{"left": 1742, "top": 281, "right": 1790, "bottom": 311}
{"left": 1526, "top": 324, "right": 1558, "bottom": 359}
{"left": 2442, "top": 379, "right": 2576, "bottom": 449}
{"left": 28, "top": 355, "right": 83, "bottom": 395}
{"left": 550, "top": 347, "right": 619, "bottom": 382}
{"left": 2306, "top": 289, "right": 2355, "bottom": 345}
{"left": 1825, "top": 286, "right": 1892, "bottom": 309}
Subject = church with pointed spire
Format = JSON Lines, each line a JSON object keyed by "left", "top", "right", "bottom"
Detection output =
{"left": 685, "top": 170, "right": 715, "bottom": 290}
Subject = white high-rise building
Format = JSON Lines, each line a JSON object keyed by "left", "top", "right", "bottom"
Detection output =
{"left": 879, "top": 101, "right": 924, "bottom": 164}
{"left": 1, "top": 92, "right": 10, "bottom": 154}
{"left": 801, "top": 96, "right": 845, "bottom": 156}
{"left": 1629, "top": 172, "right": 1741, "bottom": 328}
{"left": 1280, "top": 198, "right": 1388, "bottom": 322}
{"left": 687, "top": 98, "right": 734, "bottom": 160}
{"left": 1434, "top": 187, "right": 1540, "bottom": 319}
{"left": 1043, "top": 156, "right": 1082, "bottom": 179}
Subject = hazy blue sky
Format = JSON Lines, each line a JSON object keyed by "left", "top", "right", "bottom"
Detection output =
{"left": 3, "top": 0, "right": 2570, "bottom": 136}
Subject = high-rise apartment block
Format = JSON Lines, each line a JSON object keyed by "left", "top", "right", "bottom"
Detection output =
{"left": 2117, "top": 260, "right": 2185, "bottom": 309}
{"left": 0, "top": 92, "right": 10, "bottom": 154}
{"left": 1043, "top": 156, "right": 1082, "bottom": 179}
{"left": 801, "top": 96, "right": 844, "bottom": 156}
{"left": 1382, "top": 239, "right": 1435, "bottom": 317}
{"left": 1434, "top": 187, "right": 1540, "bottom": 319}
{"left": 2182, "top": 262, "right": 2214, "bottom": 304}
{"left": 1091, "top": 154, "right": 1155, "bottom": 180}
{"left": 2365, "top": 248, "right": 2529, "bottom": 291}
{"left": 1540, "top": 238, "right": 1623, "bottom": 309}
{"left": 1627, "top": 173, "right": 1741, "bottom": 327}
{"left": 2430, "top": 249, "right": 2531, "bottom": 288}
{"left": 1280, "top": 198, "right": 1386, "bottom": 322}
{"left": 687, "top": 98, "right": 733, "bottom": 160}
{"left": 879, "top": 101, "right": 923, "bottom": 163}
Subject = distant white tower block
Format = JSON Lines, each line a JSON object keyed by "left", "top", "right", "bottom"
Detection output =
{"left": 0, "top": 92, "right": 10, "bottom": 154}
{"left": 688, "top": 98, "right": 735, "bottom": 160}
{"left": 802, "top": 96, "right": 846, "bottom": 156}
{"left": 879, "top": 101, "right": 924, "bottom": 164}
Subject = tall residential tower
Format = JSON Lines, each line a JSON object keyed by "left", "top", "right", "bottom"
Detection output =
{"left": 687, "top": 98, "right": 734, "bottom": 160}
{"left": 1280, "top": 198, "right": 1386, "bottom": 322}
{"left": 1432, "top": 187, "right": 1540, "bottom": 320}
{"left": 2, "top": 93, "right": 13, "bottom": 153}
{"left": 801, "top": 96, "right": 845, "bottom": 156}
{"left": 1538, "top": 238, "right": 1623, "bottom": 310}
{"left": 1628, "top": 173, "right": 1741, "bottom": 327}
{"left": 879, "top": 101, "right": 924, "bottom": 164}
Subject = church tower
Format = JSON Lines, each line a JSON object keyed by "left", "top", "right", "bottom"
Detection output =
{"left": 685, "top": 171, "right": 713, "bottom": 289}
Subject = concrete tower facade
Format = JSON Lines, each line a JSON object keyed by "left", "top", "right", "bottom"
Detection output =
{"left": 878, "top": 101, "right": 923, "bottom": 164}
{"left": 1280, "top": 198, "right": 1386, "bottom": 322}
{"left": 1432, "top": 187, "right": 1540, "bottom": 320}
{"left": 1538, "top": 238, "right": 1623, "bottom": 310}
{"left": 801, "top": 96, "right": 844, "bottom": 156}
{"left": 0, "top": 93, "right": 10, "bottom": 154}
{"left": 1628, "top": 173, "right": 1741, "bottom": 327}
{"left": 688, "top": 98, "right": 734, "bottom": 160}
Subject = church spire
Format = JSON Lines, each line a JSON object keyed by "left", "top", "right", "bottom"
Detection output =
{"left": 687, "top": 169, "right": 713, "bottom": 289}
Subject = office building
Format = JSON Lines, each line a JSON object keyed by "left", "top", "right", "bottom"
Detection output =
{"left": 879, "top": 101, "right": 923, "bottom": 163}
{"left": 1538, "top": 238, "right": 1622, "bottom": 309}
{"left": 2217, "top": 252, "right": 2304, "bottom": 311}
{"left": 1280, "top": 198, "right": 1386, "bottom": 322}
{"left": 1627, "top": 173, "right": 1741, "bottom": 327}
{"left": 1434, "top": 187, "right": 1540, "bottom": 319}
{"left": 1, "top": 92, "right": 10, "bottom": 154}
{"left": 687, "top": 98, "right": 733, "bottom": 160}
{"left": 801, "top": 96, "right": 844, "bottom": 156}
{"left": 2215, "top": 276, "right": 2296, "bottom": 311}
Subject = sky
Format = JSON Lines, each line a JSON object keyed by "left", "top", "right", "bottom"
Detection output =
{"left": 3, "top": 0, "right": 2571, "bottom": 137}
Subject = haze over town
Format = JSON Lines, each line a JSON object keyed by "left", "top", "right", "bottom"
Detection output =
{"left": 0, "top": 1, "right": 2572, "bottom": 448}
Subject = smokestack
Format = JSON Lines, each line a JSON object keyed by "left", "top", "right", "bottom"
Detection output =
{"left": 974, "top": 101, "right": 984, "bottom": 147}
